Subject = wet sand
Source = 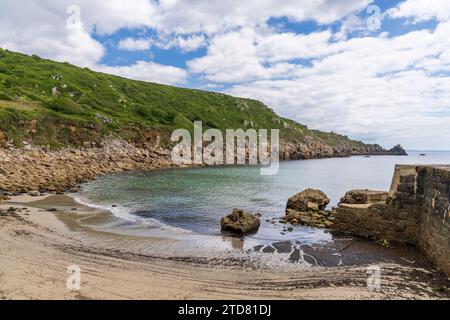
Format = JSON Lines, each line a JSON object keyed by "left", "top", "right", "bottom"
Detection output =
{"left": 0, "top": 194, "right": 449, "bottom": 300}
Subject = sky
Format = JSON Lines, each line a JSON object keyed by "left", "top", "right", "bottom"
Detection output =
{"left": 0, "top": 0, "right": 450, "bottom": 150}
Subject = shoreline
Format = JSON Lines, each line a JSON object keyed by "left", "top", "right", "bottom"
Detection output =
{"left": 0, "top": 193, "right": 449, "bottom": 299}
{"left": 0, "top": 139, "right": 407, "bottom": 195}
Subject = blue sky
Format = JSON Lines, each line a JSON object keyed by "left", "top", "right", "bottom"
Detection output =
{"left": 1, "top": 0, "right": 450, "bottom": 149}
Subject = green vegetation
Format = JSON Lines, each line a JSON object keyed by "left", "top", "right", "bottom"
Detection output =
{"left": 0, "top": 48, "right": 368, "bottom": 149}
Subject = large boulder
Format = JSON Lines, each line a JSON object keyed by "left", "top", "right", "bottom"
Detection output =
{"left": 286, "top": 189, "right": 330, "bottom": 212}
{"left": 221, "top": 209, "right": 261, "bottom": 234}
{"left": 284, "top": 189, "right": 333, "bottom": 229}
{"left": 340, "top": 189, "right": 388, "bottom": 205}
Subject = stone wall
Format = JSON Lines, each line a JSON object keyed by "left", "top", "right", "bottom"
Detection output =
{"left": 332, "top": 165, "right": 450, "bottom": 276}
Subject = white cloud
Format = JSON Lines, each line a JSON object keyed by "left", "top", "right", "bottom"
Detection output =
{"left": 224, "top": 21, "right": 450, "bottom": 149}
{"left": 118, "top": 38, "right": 153, "bottom": 51}
{"left": 176, "top": 35, "right": 206, "bottom": 52}
{"left": 188, "top": 29, "right": 268, "bottom": 82}
{"left": 0, "top": 0, "right": 104, "bottom": 67}
{"left": 95, "top": 61, "right": 188, "bottom": 85}
{"left": 0, "top": 0, "right": 186, "bottom": 85}
{"left": 155, "top": 34, "right": 206, "bottom": 52}
{"left": 388, "top": 0, "right": 450, "bottom": 22}
{"left": 258, "top": 30, "right": 333, "bottom": 62}
{"left": 1, "top": 0, "right": 450, "bottom": 148}
{"left": 153, "top": 0, "right": 372, "bottom": 35}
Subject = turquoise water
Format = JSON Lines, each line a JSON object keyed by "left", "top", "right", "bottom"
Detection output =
{"left": 77, "top": 151, "right": 450, "bottom": 244}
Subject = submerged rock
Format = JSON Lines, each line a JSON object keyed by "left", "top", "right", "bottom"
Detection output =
{"left": 221, "top": 209, "right": 261, "bottom": 234}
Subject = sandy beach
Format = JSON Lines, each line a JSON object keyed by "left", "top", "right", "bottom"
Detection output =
{"left": 0, "top": 194, "right": 448, "bottom": 300}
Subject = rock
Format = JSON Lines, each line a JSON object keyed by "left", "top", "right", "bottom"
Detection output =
{"left": 29, "top": 191, "right": 40, "bottom": 197}
{"left": 389, "top": 144, "right": 408, "bottom": 156}
{"left": 286, "top": 189, "right": 330, "bottom": 212}
{"left": 0, "top": 195, "right": 10, "bottom": 202}
{"left": 68, "top": 187, "right": 79, "bottom": 193}
{"left": 285, "top": 189, "right": 334, "bottom": 229}
{"left": 221, "top": 209, "right": 261, "bottom": 234}
{"left": 324, "top": 221, "right": 334, "bottom": 228}
{"left": 340, "top": 189, "right": 388, "bottom": 205}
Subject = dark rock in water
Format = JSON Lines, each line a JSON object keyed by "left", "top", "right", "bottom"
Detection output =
{"left": 289, "top": 248, "right": 301, "bottom": 263}
{"left": 286, "top": 189, "right": 330, "bottom": 212}
{"left": 272, "top": 241, "right": 293, "bottom": 253}
{"left": 47, "top": 208, "right": 57, "bottom": 212}
{"left": 221, "top": 209, "right": 261, "bottom": 234}
{"left": 253, "top": 245, "right": 264, "bottom": 252}
{"left": 262, "top": 245, "right": 276, "bottom": 253}
{"left": 340, "top": 189, "right": 388, "bottom": 205}
{"left": 389, "top": 144, "right": 408, "bottom": 156}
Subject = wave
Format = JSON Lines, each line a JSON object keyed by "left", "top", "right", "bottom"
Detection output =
{"left": 71, "top": 194, "right": 193, "bottom": 234}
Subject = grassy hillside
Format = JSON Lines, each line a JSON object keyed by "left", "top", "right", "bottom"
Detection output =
{"left": 0, "top": 48, "right": 367, "bottom": 150}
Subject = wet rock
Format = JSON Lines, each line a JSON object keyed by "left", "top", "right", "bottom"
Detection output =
{"left": 272, "top": 241, "right": 292, "bottom": 253}
{"left": 285, "top": 189, "right": 334, "bottom": 229}
{"left": 262, "top": 245, "right": 276, "bottom": 253}
{"left": 286, "top": 189, "right": 330, "bottom": 212}
{"left": 253, "top": 245, "right": 264, "bottom": 252}
{"left": 221, "top": 209, "right": 261, "bottom": 234}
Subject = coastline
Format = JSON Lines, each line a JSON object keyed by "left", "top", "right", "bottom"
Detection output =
{"left": 0, "top": 193, "right": 449, "bottom": 300}
{"left": 0, "top": 138, "right": 407, "bottom": 195}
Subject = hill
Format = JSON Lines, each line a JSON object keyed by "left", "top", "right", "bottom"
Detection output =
{"left": 0, "top": 48, "right": 399, "bottom": 158}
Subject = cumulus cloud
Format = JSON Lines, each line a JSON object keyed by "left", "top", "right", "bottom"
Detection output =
{"left": 155, "top": 34, "right": 206, "bottom": 52}
{"left": 388, "top": 0, "right": 450, "bottom": 22}
{"left": 95, "top": 61, "right": 188, "bottom": 85}
{"left": 0, "top": 0, "right": 104, "bottom": 67}
{"left": 118, "top": 38, "right": 153, "bottom": 51}
{"left": 152, "top": 0, "right": 373, "bottom": 34}
{"left": 0, "top": 0, "right": 187, "bottom": 85}
{"left": 225, "top": 20, "right": 450, "bottom": 149}
{"left": 1, "top": 0, "right": 450, "bottom": 148}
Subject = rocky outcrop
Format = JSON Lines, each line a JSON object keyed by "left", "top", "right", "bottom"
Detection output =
{"left": 221, "top": 209, "right": 261, "bottom": 234}
{"left": 286, "top": 189, "right": 330, "bottom": 212}
{"left": 283, "top": 189, "right": 334, "bottom": 228}
{"left": 279, "top": 135, "right": 408, "bottom": 160}
{"left": 0, "top": 139, "right": 174, "bottom": 193}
